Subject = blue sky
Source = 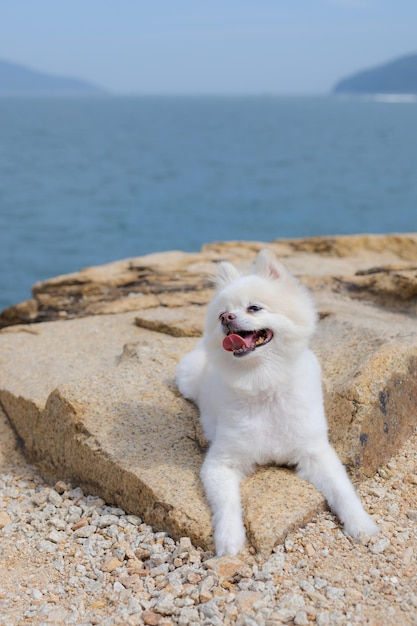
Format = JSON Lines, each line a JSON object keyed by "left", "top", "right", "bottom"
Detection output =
{"left": 0, "top": 0, "right": 416, "bottom": 94}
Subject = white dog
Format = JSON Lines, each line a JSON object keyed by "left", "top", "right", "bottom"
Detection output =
{"left": 176, "top": 250, "right": 378, "bottom": 556}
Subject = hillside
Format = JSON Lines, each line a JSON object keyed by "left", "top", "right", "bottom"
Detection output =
{"left": 0, "top": 59, "right": 103, "bottom": 94}
{"left": 333, "top": 53, "right": 417, "bottom": 95}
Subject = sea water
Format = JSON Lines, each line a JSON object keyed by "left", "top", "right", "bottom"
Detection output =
{"left": 1, "top": 95, "right": 416, "bottom": 310}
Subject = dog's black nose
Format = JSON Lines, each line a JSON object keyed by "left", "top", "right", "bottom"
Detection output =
{"left": 220, "top": 312, "right": 236, "bottom": 325}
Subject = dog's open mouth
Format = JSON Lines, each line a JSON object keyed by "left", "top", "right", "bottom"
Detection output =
{"left": 222, "top": 329, "right": 273, "bottom": 357}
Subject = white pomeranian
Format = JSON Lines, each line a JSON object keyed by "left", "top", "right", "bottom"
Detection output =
{"left": 176, "top": 249, "right": 378, "bottom": 556}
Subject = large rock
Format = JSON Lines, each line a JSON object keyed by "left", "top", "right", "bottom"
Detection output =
{"left": 1, "top": 234, "right": 417, "bottom": 556}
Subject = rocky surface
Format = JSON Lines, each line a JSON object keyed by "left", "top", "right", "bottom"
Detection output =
{"left": 1, "top": 234, "right": 417, "bottom": 557}
{"left": 1, "top": 404, "right": 417, "bottom": 625}
{"left": 2, "top": 235, "right": 417, "bottom": 328}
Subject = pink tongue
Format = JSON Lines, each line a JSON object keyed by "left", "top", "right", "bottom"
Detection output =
{"left": 223, "top": 333, "right": 250, "bottom": 352}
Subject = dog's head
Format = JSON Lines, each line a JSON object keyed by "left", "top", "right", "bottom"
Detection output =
{"left": 204, "top": 249, "right": 317, "bottom": 365}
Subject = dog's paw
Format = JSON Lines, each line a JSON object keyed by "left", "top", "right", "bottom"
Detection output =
{"left": 214, "top": 518, "right": 246, "bottom": 557}
{"left": 344, "top": 513, "right": 379, "bottom": 540}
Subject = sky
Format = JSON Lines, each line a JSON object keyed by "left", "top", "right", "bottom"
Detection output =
{"left": 0, "top": 0, "right": 416, "bottom": 95}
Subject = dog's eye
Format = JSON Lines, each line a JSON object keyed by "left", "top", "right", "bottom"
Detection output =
{"left": 247, "top": 305, "right": 262, "bottom": 313}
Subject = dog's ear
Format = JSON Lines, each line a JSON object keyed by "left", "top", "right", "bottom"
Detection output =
{"left": 253, "top": 249, "right": 290, "bottom": 281}
{"left": 214, "top": 261, "right": 241, "bottom": 289}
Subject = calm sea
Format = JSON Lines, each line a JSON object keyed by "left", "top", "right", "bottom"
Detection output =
{"left": 1, "top": 95, "right": 417, "bottom": 310}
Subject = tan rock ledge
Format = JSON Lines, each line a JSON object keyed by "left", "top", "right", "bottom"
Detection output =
{"left": 1, "top": 234, "right": 417, "bottom": 557}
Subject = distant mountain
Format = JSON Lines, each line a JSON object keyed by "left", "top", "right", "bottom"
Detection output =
{"left": 0, "top": 59, "right": 104, "bottom": 94}
{"left": 333, "top": 53, "right": 417, "bottom": 95}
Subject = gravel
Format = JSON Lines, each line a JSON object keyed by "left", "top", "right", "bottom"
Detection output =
{"left": 1, "top": 422, "right": 417, "bottom": 625}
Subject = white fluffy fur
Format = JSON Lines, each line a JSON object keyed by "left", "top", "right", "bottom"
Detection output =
{"left": 176, "top": 250, "right": 378, "bottom": 556}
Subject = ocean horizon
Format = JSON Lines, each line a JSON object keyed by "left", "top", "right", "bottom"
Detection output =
{"left": 1, "top": 94, "right": 416, "bottom": 310}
